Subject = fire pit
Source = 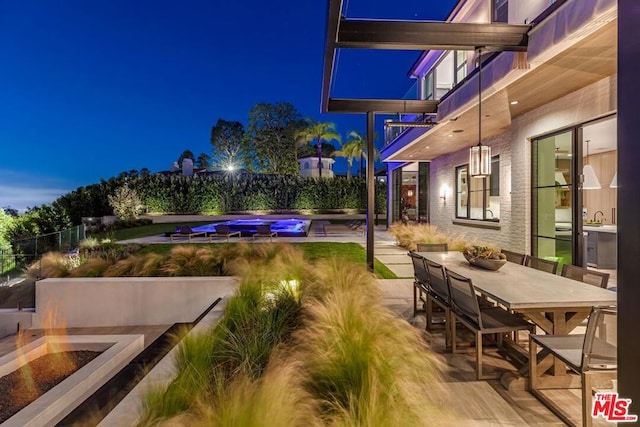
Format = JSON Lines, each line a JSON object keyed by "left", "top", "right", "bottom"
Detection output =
{"left": 0, "top": 334, "right": 143, "bottom": 427}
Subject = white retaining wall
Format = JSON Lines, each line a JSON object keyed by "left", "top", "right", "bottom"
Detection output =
{"left": 33, "top": 277, "right": 237, "bottom": 328}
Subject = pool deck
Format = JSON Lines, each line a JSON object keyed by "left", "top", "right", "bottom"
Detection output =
{"left": 119, "top": 221, "right": 396, "bottom": 245}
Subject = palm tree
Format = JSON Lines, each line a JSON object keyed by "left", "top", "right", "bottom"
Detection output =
{"left": 295, "top": 119, "right": 341, "bottom": 178}
{"left": 344, "top": 131, "right": 380, "bottom": 178}
{"left": 332, "top": 140, "right": 360, "bottom": 179}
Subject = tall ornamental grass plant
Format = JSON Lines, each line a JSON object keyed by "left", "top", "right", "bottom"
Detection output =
{"left": 140, "top": 250, "right": 447, "bottom": 426}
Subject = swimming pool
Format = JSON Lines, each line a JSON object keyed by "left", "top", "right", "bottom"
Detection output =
{"left": 191, "top": 218, "right": 312, "bottom": 237}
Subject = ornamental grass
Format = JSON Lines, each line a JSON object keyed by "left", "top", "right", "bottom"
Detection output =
{"left": 140, "top": 250, "right": 447, "bottom": 426}
{"left": 388, "top": 222, "right": 469, "bottom": 252}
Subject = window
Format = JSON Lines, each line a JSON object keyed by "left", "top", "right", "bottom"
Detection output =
{"left": 424, "top": 72, "right": 434, "bottom": 100}
{"left": 456, "top": 157, "right": 500, "bottom": 220}
{"left": 455, "top": 51, "right": 467, "bottom": 84}
{"left": 304, "top": 162, "right": 309, "bottom": 170}
{"left": 493, "top": 0, "right": 508, "bottom": 23}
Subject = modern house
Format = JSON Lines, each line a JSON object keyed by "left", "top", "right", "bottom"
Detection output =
{"left": 297, "top": 156, "right": 336, "bottom": 178}
{"left": 322, "top": 0, "right": 640, "bottom": 410}
{"left": 381, "top": 0, "right": 617, "bottom": 273}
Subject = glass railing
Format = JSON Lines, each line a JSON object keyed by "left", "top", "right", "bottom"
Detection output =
{"left": 384, "top": 114, "right": 434, "bottom": 146}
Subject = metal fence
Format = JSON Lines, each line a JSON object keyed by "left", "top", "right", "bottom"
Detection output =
{"left": 0, "top": 225, "right": 85, "bottom": 286}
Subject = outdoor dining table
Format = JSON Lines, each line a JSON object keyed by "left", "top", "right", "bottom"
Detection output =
{"left": 417, "top": 251, "right": 617, "bottom": 388}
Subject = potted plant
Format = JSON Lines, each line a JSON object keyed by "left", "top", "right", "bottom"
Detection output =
{"left": 462, "top": 245, "right": 507, "bottom": 271}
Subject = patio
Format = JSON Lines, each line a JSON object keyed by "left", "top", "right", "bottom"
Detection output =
{"left": 0, "top": 227, "right": 615, "bottom": 425}
{"left": 374, "top": 240, "right": 613, "bottom": 426}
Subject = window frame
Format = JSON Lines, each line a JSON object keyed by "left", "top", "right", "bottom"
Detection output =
{"left": 455, "top": 156, "right": 500, "bottom": 221}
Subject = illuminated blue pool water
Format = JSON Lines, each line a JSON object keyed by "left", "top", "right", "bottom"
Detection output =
{"left": 191, "top": 218, "right": 312, "bottom": 237}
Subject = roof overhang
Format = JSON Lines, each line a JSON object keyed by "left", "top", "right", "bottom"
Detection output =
{"left": 321, "top": 0, "right": 531, "bottom": 115}
{"left": 384, "top": 19, "right": 617, "bottom": 163}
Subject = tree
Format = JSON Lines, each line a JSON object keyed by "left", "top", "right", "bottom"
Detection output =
{"left": 196, "top": 153, "right": 211, "bottom": 170}
{"left": 248, "top": 102, "right": 306, "bottom": 174}
{"left": 295, "top": 120, "right": 341, "bottom": 178}
{"left": 297, "top": 142, "right": 337, "bottom": 159}
{"left": 343, "top": 131, "right": 380, "bottom": 178}
{"left": 108, "top": 186, "right": 144, "bottom": 221}
{"left": 210, "top": 119, "right": 247, "bottom": 170}
{"left": 2, "top": 206, "right": 19, "bottom": 217}
{"left": 332, "top": 141, "right": 360, "bottom": 179}
{"left": 177, "top": 150, "right": 195, "bottom": 166}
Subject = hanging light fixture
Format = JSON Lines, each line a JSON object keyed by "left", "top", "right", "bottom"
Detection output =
{"left": 582, "top": 140, "right": 601, "bottom": 189}
{"left": 469, "top": 47, "right": 491, "bottom": 178}
{"left": 609, "top": 172, "right": 618, "bottom": 188}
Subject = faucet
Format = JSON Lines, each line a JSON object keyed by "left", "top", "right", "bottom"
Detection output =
{"left": 593, "top": 211, "right": 604, "bottom": 222}
{"left": 485, "top": 209, "right": 494, "bottom": 218}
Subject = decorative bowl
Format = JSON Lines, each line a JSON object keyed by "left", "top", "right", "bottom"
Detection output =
{"left": 463, "top": 252, "right": 507, "bottom": 271}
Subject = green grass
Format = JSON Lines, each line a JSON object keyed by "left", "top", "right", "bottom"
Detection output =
{"left": 136, "top": 242, "right": 397, "bottom": 279}
{"left": 95, "top": 221, "right": 211, "bottom": 241}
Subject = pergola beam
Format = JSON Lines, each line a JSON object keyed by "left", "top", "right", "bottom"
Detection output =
{"left": 337, "top": 20, "right": 530, "bottom": 51}
{"left": 327, "top": 98, "right": 438, "bottom": 114}
{"left": 321, "top": 0, "right": 343, "bottom": 113}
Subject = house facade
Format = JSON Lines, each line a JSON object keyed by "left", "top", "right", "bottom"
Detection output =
{"left": 297, "top": 156, "right": 336, "bottom": 178}
{"left": 382, "top": 0, "right": 617, "bottom": 269}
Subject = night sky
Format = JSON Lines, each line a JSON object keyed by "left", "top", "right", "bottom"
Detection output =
{"left": 0, "top": 0, "right": 455, "bottom": 210}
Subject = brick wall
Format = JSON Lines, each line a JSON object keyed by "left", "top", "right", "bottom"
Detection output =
{"left": 427, "top": 75, "right": 617, "bottom": 253}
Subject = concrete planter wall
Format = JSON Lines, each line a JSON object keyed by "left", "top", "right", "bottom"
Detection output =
{"left": 33, "top": 277, "right": 237, "bottom": 328}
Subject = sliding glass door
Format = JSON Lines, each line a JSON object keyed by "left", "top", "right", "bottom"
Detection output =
{"left": 532, "top": 129, "right": 578, "bottom": 269}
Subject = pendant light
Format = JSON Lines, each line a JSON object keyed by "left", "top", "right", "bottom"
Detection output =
{"left": 582, "top": 140, "right": 601, "bottom": 190}
{"left": 609, "top": 172, "right": 617, "bottom": 188}
{"left": 469, "top": 47, "right": 491, "bottom": 178}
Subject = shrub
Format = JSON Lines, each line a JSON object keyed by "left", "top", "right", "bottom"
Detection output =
{"left": 388, "top": 222, "right": 469, "bottom": 252}
{"left": 141, "top": 255, "right": 448, "bottom": 425}
{"left": 68, "top": 258, "right": 113, "bottom": 277}
{"left": 293, "top": 260, "right": 443, "bottom": 425}
{"left": 26, "top": 252, "right": 75, "bottom": 279}
{"left": 140, "top": 254, "right": 306, "bottom": 424}
{"left": 108, "top": 185, "right": 144, "bottom": 220}
{"left": 160, "top": 246, "right": 221, "bottom": 276}
{"left": 78, "top": 237, "right": 101, "bottom": 252}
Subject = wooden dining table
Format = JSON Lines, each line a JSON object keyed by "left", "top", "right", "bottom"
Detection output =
{"left": 417, "top": 251, "right": 617, "bottom": 388}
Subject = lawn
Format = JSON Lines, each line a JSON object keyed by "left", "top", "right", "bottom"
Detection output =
{"left": 136, "top": 242, "right": 397, "bottom": 279}
{"left": 97, "top": 222, "right": 211, "bottom": 241}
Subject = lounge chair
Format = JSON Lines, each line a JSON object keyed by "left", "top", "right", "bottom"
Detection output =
{"left": 169, "top": 226, "right": 207, "bottom": 242}
{"left": 323, "top": 223, "right": 365, "bottom": 236}
{"left": 210, "top": 224, "right": 241, "bottom": 242}
{"left": 253, "top": 224, "right": 277, "bottom": 241}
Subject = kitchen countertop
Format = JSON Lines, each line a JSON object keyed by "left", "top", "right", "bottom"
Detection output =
{"left": 583, "top": 225, "right": 617, "bottom": 233}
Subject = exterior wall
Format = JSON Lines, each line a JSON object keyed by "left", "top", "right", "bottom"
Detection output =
{"left": 298, "top": 157, "right": 335, "bottom": 178}
{"left": 429, "top": 132, "right": 514, "bottom": 250}
{"left": 510, "top": 75, "right": 617, "bottom": 253}
{"left": 426, "top": 75, "right": 617, "bottom": 254}
{"left": 34, "top": 277, "right": 237, "bottom": 328}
